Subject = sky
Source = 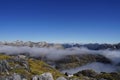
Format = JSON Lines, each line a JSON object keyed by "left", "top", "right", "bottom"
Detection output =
{"left": 0, "top": 0, "right": 120, "bottom": 43}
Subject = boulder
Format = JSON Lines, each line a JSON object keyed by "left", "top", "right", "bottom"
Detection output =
{"left": 56, "top": 77, "right": 67, "bottom": 80}
{"left": 38, "top": 72, "right": 54, "bottom": 80}
{"left": 12, "top": 73, "right": 22, "bottom": 80}
{"left": 32, "top": 76, "right": 39, "bottom": 80}
{"left": 22, "top": 78, "right": 27, "bottom": 80}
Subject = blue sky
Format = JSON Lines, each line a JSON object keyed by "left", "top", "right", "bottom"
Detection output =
{"left": 0, "top": 0, "right": 120, "bottom": 43}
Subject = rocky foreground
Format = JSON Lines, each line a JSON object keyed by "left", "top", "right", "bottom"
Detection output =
{"left": 0, "top": 54, "right": 120, "bottom": 80}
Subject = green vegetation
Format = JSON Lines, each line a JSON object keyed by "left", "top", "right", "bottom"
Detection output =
{"left": 55, "top": 54, "right": 111, "bottom": 70}
{"left": 29, "top": 59, "right": 64, "bottom": 79}
{"left": 0, "top": 54, "right": 11, "bottom": 60}
{"left": 0, "top": 54, "right": 63, "bottom": 79}
{"left": 0, "top": 54, "right": 120, "bottom": 80}
{"left": 96, "top": 73, "right": 120, "bottom": 80}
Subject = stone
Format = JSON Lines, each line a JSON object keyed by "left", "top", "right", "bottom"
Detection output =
{"left": 13, "top": 73, "right": 22, "bottom": 80}
{"left": 38, "top": 72, "right": 54, "bottom": 80}
{"left": 0, "top": 60, "right": 10, "bottom": 74}
{"left": 32, "top": 76, "right": 39, "bottom": 80}
{"left": 56, "top": 77, "right": 67, "bottom": 80}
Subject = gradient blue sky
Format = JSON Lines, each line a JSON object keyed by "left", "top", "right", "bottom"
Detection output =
{"left": 0, "top": 0, "right": 120, "bottom": 43}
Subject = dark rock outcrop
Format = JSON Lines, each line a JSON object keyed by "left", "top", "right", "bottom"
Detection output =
{"left": 74, "top": 69, "right": 98, "bottom": 78}
{"left": 54, "top": 54, "right": 111, "bottom": 70}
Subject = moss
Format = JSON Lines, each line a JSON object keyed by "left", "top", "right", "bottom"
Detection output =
{"left": 11, "top": 68, "right": 29, "bottom": 75}
{"left": 0, "top": 54, "right": 11, "bottom": 60}
{"left": 95, "top": 73, "right": 120, "bottom": 80}
{"left": 69, "top": 75, "right": 83, "bottom": 80}
{"left": 0, "top": 54, "right": 64, "bottom": 79}
{"left": 29, "top": 59, "right": 64, "bottom": 79}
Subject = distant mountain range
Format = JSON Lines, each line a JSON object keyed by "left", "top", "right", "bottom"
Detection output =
{"left": 0, "top": 41, "right": 120, "bottom": 50}
{"left": 1, "top": 41, "right": 120, "bottom": 80}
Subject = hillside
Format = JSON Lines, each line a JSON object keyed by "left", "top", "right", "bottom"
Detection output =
{"left": 1, "top": 53, "right": 120, "bottom": 80}
{"left": 0, "top": 54, "right": 64, "bottom": 80}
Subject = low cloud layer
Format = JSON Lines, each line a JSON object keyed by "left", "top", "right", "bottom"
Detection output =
{"left": 0, "top": 45, "right": 95, "bottom": 60}
{"left": 0, "top": 45, "right": 120, "bottom": 73}
{"left": 0, "top": 45, "right": 120, "bottom": 63}
{"left": 61, "top": 62, "right": 117, "bottom": 74}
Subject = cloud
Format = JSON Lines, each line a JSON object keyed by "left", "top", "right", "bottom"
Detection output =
{"left": 61, "top": 62, "right": 117, "bottom": 74}
{"left": 0, "top": 45, "right": 120, "bottom": 64}
{"left": 1, "top": 45, "right": 120, "bottom": 73}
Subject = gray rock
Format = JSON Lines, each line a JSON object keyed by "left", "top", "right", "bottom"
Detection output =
{"left": 0, "top": 73, "right": 26, "bottom": 80}
{"left": 32, "top": 76, "right": 39, "bottom": 80}
{"left": 22, "top": 78, "right": 27, "bottom": 80}
{"left": 12, "top": 56, "right": 30, "bottom": 72}
{"left": 13, "top": 73, "right": 22, "bottom": 80}
{"left": 0, "top": 60, "right": 10, "bottom": 74}
{"left": 13, "top": 56, "right": 30, "bottom": 72}
{"left": 23, "top": 62, "right": 30, "bottom": 72}
{"left": 38, "top": 72, "right": 54, "bottom": 80}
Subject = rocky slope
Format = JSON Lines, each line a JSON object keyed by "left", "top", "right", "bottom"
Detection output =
{"left": 51, "top": 54, "right": 112, "bottom": 70}
{"left": 0, "top": 54, "right": 64, "bottom": 80}
{"left": 1, "top": 54, "right": 120, "bottom": 80}
{"left": 0, "top": 41, "right": 120, "bottom": 80}
{"left": 74, "top": 69, "right": 120, "bottom": 80}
